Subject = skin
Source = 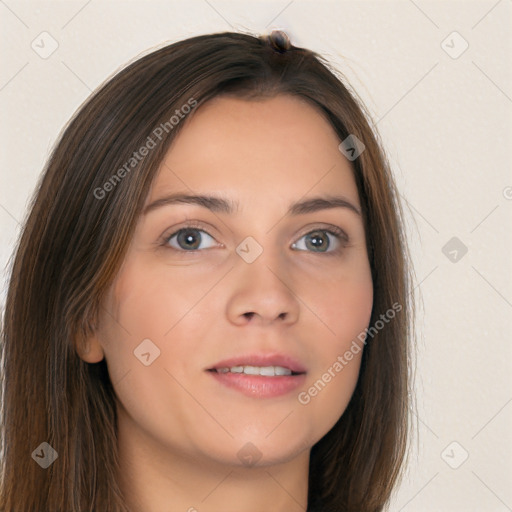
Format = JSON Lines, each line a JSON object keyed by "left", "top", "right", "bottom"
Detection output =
{"left": 80, "top": 94, "right": 373, "bottom": 512}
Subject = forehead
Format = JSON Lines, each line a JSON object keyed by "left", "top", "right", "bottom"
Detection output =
{"left": 147, "top": 94, "right": 360, "bottom": 207}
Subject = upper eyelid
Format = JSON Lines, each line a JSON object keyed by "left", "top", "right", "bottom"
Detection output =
{"left": 163, "top": 222, "right": 219, "bottom": 242}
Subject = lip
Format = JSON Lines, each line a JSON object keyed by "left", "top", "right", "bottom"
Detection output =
{"left": 206, "top": 353, "right": 307, "bottom": 399}
{"left": 208, "top": 371, "right": 307, "bottom": 398}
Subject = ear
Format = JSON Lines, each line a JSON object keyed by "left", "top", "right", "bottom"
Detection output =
{"left": 75, "top": 318, "right": 105, "bottom": 363}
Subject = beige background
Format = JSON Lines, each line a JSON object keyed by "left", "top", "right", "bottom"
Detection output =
{"left": 1, "top": 1, "right": 511, "bottom": 510}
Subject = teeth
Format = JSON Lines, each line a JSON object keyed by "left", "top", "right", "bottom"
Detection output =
{"left": 244, "top": 366, "right": 260, "bottom": 375}
{"left": 216, "top": 365, "right": 293, "bottom": 376}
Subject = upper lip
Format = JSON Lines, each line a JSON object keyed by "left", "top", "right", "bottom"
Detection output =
{"left": 207, "top": 353, "right": 307, "bottom": 374}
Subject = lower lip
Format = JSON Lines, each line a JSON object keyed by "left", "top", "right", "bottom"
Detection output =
{"left": 207, "top": 371, "right": 307, "bottom": 398}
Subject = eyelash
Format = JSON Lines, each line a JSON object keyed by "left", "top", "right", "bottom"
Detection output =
{"left": 160, "top": 221, "right": 349, "bottom": 256}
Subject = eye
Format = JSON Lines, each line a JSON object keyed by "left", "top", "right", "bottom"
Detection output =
{"left": 164, "top": 227, "right": 218, "bottom": 251}
{"left": 291, "top": 228, "right": 347, "bottom": 254}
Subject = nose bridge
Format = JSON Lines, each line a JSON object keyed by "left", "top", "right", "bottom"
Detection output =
{"left": 235, "top": 231, "right": 288, "bottom": 283}
{"left": 227, "top": 233, "right": 299, "bottom": 324}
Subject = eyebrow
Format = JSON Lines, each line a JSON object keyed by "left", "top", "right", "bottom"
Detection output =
{"left": 143, "top": 192, "right": 361, "bottom": 217}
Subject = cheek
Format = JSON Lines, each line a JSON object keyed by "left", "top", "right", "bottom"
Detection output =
{"left": 324, "top": 264, "right": 373, "bottom": 380}
{"left": 309, "top": 256, "right": 374, "bottom": 349}
{"left": 96, "top": 260, "right": 212, "bottom": 403}
{"left": 297, "top": 259, "right": 372, "bottom": 429}
{"left": 100, "top": 258, "right": 209, "bottom": 347}
{"left": 336, "top": 278, "right": 373, "bottom": 342}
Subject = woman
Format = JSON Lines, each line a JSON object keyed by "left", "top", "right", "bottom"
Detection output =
{"left": 0, "top": 30, "right": 413, "bottom": 511}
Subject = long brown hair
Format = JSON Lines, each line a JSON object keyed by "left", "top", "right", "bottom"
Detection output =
{"left": 0, "top": 30, "right": 414, "bottom": 511}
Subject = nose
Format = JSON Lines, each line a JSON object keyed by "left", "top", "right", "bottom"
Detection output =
{"left": 225, "top": 247, "right": 300, "bottom": 327}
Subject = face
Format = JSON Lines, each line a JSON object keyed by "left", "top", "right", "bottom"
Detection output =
{"left": 82, "top": 94, "right": 373, "bottom": 469}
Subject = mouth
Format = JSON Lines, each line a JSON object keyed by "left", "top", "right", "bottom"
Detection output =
{"left": 207, "top": 365, "right": 303, "bottom": 376}
{"left": 206, "top": 354, "right": 307, "bottom": 398}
